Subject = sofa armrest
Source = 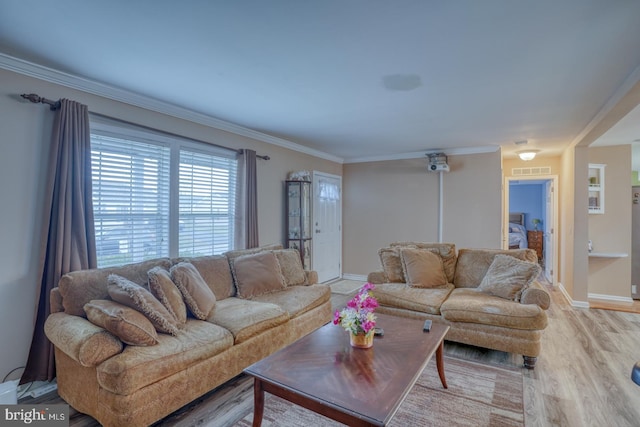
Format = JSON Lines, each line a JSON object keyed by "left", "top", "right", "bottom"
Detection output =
{"left": 520, "top": 281, "right": 551, "bottom": 310}
{"left": 44, "top": 312, "right": 123, "bottom": 367}
{"left": 367, "top": 271, "right": 388, "bottom": 284}
{"left": 305, "top": 270, "right": 318, "bottom": 285}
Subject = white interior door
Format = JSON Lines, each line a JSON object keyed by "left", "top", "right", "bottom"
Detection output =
{"left": 312, "top": 172, "right": 342, "bottom": 283}
{"left": 631, "top": 187, "right": 640, "bottom": 299}
{"left": 544, "top": 180, "right": 554, "bottom": 282}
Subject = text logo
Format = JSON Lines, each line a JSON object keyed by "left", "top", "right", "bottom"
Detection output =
{"left": 1, "top": 405, "right": 68, "bottom": 426}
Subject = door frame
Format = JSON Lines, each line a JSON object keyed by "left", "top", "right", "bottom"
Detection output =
{"left": 312, "top": 171, "right": 343, "bottom": 282}
{"left": 503, "top": 175, "right": 559, "bottom": 285}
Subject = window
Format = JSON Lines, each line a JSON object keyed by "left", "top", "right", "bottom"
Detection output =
{"left": 179, "top": 149, "right": 237, "bottom": 257}
{"left": 90, "top": 118, "right": 238, "bottom": 267}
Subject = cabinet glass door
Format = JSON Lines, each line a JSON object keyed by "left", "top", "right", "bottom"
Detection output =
{"left": 286, "top": 180, "right": 312, "bottom": 269}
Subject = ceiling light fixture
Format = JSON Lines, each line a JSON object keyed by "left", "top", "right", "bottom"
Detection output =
{"left": 517, "top": 150, "right": 540, "bottom": 161}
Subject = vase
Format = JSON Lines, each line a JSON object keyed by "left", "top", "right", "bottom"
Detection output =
{"left": 349, "top": 331, "right": 374, "bottom": 349}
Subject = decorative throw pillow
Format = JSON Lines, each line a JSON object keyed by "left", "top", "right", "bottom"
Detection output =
{"left": 478, "top": 254, "right": 541, "bottom": 301}
{"left": 148, "top": 267, "right": 187, "bottom": 324}
{"left": 273, "top": 249, "right": 307, "bottom": 286}
{"left": 107, "top": 274, "right": 180, "bottom": 335}
{"left": 391, "top": 242, "right": 457, "bottom": 283}
{"left": 378, "top": 247, "right": 405, "bottom": 283}
{"left": 232, "top": 251, "right": 287, "bottom": 299}
{"left": 84, "top": 299, "right": 159, "bottom": 346}
{"left": 170, "top": 262, "right": 217, "bottom": 320}
{"left": 399, "top": 248, "right": 448, "bottom": 288}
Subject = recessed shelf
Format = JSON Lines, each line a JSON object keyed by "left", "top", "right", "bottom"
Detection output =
{"left": 588, "top": 164, "right": 605, "bottom": 214}
{"left": 588, "top": 252, "right": 628, "bottom": 258}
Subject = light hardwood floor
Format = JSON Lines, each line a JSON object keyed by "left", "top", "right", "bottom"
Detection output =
{"left": 24, "top": 280, "right": 640, "bottom": 426}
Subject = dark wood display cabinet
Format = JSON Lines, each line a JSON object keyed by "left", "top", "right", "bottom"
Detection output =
{"left": 285, "top": 180, "right": 312, "bottom": 269}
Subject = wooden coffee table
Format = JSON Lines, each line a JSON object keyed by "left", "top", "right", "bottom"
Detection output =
{"left": 244, "top": 313, "right": 449, "bottom": 427}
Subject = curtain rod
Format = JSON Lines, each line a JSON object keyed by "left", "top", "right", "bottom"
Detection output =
{"left": 21, "top": 93, "right": 61, "bottom": 110}
{"left": 19, "top": 93, "right": 270, "bottom": 160}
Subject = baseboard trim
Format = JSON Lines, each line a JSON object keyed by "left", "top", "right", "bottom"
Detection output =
{"left": 558, "top": 282, "right": 590, "bottom": 308}
{"left": 341, "top": 274, "right": 367, "bottom": 281}
{"left": 587, "top": 293, "right": 634, "bottom": 303}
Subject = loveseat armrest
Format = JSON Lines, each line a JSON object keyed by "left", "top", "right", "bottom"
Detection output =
{"left": 305, "top": 270, "right": 318, "bottom": 285}
{"left": 520, "top": 281, "right": 551, "bottom": 310}
{"left": 367, "top": 271, "right": 388, "bottom": 284}
{"left": 44, "top": 312, "right": 123, "bottom": 367}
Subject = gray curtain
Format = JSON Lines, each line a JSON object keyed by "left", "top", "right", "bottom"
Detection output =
{"left": 21, "top": 99, "right": 97, "bottom": 383}
{"left": 244, "top": 149, "right": 259, "bottom": 248}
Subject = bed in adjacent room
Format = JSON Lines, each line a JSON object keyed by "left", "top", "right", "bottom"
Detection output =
{"left": 508, "top": 212, "right": 528, "bottom": 249}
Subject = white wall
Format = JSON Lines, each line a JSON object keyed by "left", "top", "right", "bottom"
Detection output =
{"left": 0, "top": 68, "right": 342, "bottom": 380}
{"left": 342, "top": 151, "right": 503, "bottom": 276}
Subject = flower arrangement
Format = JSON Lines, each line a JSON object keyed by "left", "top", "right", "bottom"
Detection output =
{"left": 333, "top": 283, "right": 378, "bottom": 336}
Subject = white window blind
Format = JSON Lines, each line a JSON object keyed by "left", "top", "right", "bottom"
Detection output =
{"left": 90, "top": 118, "right": 238, "bottom": 268}
{"left": 179, "top": 149, "right": 237, "bottom": 257}
{"left": 91, "top": 134, "right": 170, "bottom": 267}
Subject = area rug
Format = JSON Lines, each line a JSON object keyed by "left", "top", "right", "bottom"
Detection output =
{"left": 233, "top": 356, "right": 524, "bottom": 426}
{"left": 329, "top": 279, "right": 364, "bottom": 295}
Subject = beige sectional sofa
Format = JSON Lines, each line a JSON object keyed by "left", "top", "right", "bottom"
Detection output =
{"left": 367, "top": 242, "right": 551, "bottom": 369}
{"left": 44, "top": 245, "right": 331, "bottom": 427}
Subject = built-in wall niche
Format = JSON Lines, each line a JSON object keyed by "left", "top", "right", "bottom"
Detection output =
{"left": 588, "top": 163, "right": 605, "bottom": 214}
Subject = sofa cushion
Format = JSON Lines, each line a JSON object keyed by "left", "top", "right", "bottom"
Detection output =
{"left": 206, "top": 297, "right": 289, "bottom": 344}
{"left": 175, "top": 254, "right": 235, "bottom": 300}
{"left": 399, "top": 248, "right": 448, "bottom": 288}
{"left": 374, "top": 283, "right": 455, "bottom": 315}
{"left": 273, "top": 249, "right": 307, "bottom": 286}
{"left": 391, "top": 242, "right": 457, "bottom": 283}
{"left": 84, "top": 300, "right": 159, "bottom": 346}
{"left": 170, "top": 262, "right": 217, "bottom": 320}
{"left": 97, "top": 320, "right": 234, "bottom": 395}
{"left": 378, "top": 247, "right": 406, "bottom": 283}
{"left": 148, "top": 267, "right": 187, "bottom": 324}
{"left": 232, "top": 252, "right": 287, "bottom": 299}
{"left": 58, "top": 258, "right": 172, "bottom": 317}
{"left": 107, "top": 275, "right": 180, "bottom": 335}
{"left": 440, "top": 288, "right": 548, "bottom": 330}
{"left": 478, "top": 255, "right": 541, "bottom": 301}
{"left": 250, "top": 284, "right": 331, "bottom": 318}
{"left": 453, "top": 248, "right": 538, "bottom": 288}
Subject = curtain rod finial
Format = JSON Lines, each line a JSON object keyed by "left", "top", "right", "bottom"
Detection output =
{"left": 21, "top": 93, "right": 42, "bottom": 103}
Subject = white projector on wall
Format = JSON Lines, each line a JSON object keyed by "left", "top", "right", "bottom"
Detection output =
{"left": 427, "top": 153, "right": 449, "bottom": 172}
{"left": 429, "top": 163, "right": 450, "bottom": 172}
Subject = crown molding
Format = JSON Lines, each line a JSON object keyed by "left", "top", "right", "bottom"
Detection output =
{"left": 344, "top": 145, "right": 500, "bottom": 164}
{"left": 571, "top": 61, "right": 640, "bottom": 148}
{"left": 0, "top": 52, "right": 344, "bottom": 164}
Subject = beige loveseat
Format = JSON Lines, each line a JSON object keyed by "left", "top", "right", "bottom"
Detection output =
{"left": 367, "top": 242, "right": 550, "bottom": 369}
{"left": 44, "top": 245, "right": 331, "bottom": 427}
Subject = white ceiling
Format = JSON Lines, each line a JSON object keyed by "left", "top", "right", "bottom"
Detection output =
{"left": 1, "top": 1, "right": 640, "bottom": 162}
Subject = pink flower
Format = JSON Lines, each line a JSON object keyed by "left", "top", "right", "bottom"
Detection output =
{"left": 362, "top": 298, "right": 378, "bottom": 310}
{"left": 362, "top": 320, "right": 375, "bottom": 333}
{"left": 333, "top": 310, "right": 341, "bottom": 325}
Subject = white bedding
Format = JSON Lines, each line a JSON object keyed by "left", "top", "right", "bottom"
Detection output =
{"left": 508, "top": 222, "right": 528, "bottom": 248}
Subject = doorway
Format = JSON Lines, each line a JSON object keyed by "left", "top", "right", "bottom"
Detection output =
{"left": 312, "top": 171, "right": 342, "bottom": 283}
{"left": 504, "top": 176, "right": 558, "bottom": 285}
{"left": 632, "top": 186, "right": 640, "bottom": 300}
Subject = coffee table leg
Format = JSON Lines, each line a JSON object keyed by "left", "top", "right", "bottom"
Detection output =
{"left": 252, "top": 378, "right": 264, "bottom": 427}
{"left": 436, "top": 340, "right": 448, "bottom": 389}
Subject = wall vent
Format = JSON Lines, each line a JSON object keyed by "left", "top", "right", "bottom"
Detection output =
{"left": 512, "top": 166, "right": 551, "bottom": 176}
